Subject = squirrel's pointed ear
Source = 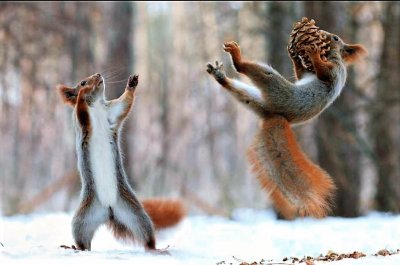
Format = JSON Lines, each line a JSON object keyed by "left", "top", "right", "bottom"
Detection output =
{"left": 57, "top": 85, "right": 78, "bottom": 107}
{"left": 341, "top": 44, "right": 368, "bottom": 64}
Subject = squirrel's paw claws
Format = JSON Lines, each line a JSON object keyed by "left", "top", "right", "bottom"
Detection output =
{"left": 223, "top": 41, "right": 239, "bottom": 49}
{"left": 206, "top": 61, "right": 223, "bottom": 74}
{"left": 206, "top": 63, "right": 214, "bottom": 74}
{"left": 305, "top": 44, "right": 320, "bottom": 55}
{"left": 146, "top": 247, "right": 171, "bottom": 256}
{"left": 223, "top": 41, "right": 240, "bottom": 53}
{"left": 127, "top": 74, "right": 139, "bottom": 89}
{"left": 60, "top": 245, "right": 80, "bottom": 251}
{"left": 207, "top": 61, "right": 225, "bottom": 81}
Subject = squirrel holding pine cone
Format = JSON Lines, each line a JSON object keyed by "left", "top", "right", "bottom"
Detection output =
{"left": 207, "top": 17, "right": 367, "bottom": 219}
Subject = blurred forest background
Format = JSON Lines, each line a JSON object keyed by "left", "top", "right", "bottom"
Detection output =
{"left": 1, "top": 2, "right": 399, "bottom": 218}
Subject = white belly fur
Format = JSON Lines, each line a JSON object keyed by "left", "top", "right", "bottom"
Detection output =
{"left": 295, "top": 73, "right": 317, "bottom": 86}
{"left": 232, "top": 80, "right": 263, "bottom": 101}
{"left": 89, "top": 102, "right": 118, "bottom": 207}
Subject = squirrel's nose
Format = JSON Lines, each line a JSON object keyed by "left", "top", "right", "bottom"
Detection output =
{"left": 94, "top": 73, "right": 101, "bottom": 78}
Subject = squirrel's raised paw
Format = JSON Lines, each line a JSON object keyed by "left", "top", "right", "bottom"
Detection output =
{"left": 304, "top": 44, "right": 320, "bottom": 56}
{"left": 223, "top": 41, "right": 239, "bottom": 52}
{"left": 127, "top": 74, "right": 139, "bottom": 90}
{"left": 223, "top": 41, "right": 242, "bottom": 61}
{"left": 206, "top": 61, "right": 224, "bottom": 74}
{"left": 206, "top": 61, "right": 226, "bottom": 82}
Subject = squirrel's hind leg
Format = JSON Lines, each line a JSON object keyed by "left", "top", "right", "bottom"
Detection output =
{"left": 112, "top": 188, "right": 159, "bottom": 252}
{"left": 72, "top": 196, "right": 108, "bottom": 251}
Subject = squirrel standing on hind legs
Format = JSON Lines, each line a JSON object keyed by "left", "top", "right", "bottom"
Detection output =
{"left": 58, "top": 73, "right": 185, "bottom": 253}
{"left": 206, "top": 18, "right": 367, "bottom": 219}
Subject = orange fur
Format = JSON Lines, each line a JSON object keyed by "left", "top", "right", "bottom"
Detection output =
{"left": 247, "top": 148, "right": 298, "bottom": 219}
{"left": 342, "top": 44, "right": 368, "bottom": 64}
{"left": 58, "top": 85, "right": 78, "bottom": 106}
{"left": 75, "top": 86, "right": 93, "bottom": 129}
{"left": 248, "top": 116, "right": 336, "bottom": 219}
{"left": 306, "top": 46, "right": 336, "bottom": 82}
{"left": 142, "top": 198, "right": 186, "bottom": 229}
{"left": 106, "top": 198, "right": 186, "bottom": 243}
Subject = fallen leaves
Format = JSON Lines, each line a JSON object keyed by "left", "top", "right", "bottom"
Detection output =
{"left": 374, "top": 248, "right": 400, "bottom": 257}
{"left": 224, "top": 248, "right": 400, "bottom": 265}
{"left": 311, "top": 250, "right": 366, "bottom": 262}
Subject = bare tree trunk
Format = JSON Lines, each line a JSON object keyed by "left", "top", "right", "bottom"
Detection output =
{"left": 200, "top": 2, "right": 219, "bottom": 192}
{"left": 372, "top": 2, "right": 400, "bottom": 212}
{"left": 104, "top": 2, "right": 136, "bottom": 185}
{"left": 304, "top": 1, "right": 362, "bottom": 217}
{"left": 150, "top": 8, "right": 172, "bottom": 194}
{"left": 215, "top": 2, "right": 242, "bottom": 209}
{"left": 266, "top": 2, "right": 293, "bottom": 78}
{"left": 66, "top": 2, "right": 94, "bottom": 81}
{"left": 61, "top": 2, "right": 96, "bottom": 210}
{"left": 159, "top": 10, "right": 172, "bottom": 194}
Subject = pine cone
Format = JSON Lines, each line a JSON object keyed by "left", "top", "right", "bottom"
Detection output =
{"left": 288, "top": 17, "right": 331, "bottom": 72}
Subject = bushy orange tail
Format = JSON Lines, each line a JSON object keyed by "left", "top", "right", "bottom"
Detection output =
{"left": 248, "top": 115, "right": 336, "bottom": 219}
{"left": 106, "top": 198, "right": 185, "bottom": 243}
{"left": 142, "top": 198, "right": 186, "bottom": 229}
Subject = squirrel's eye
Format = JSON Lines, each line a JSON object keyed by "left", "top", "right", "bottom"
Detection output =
{"left": 80, "top": 81, "right": 87, "bottom": 86}
{"left": 333, "top": 36, "right": 339, "bottom": 41}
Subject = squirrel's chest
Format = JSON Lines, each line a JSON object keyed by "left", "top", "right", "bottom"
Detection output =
{"left": 329, "top": 63, "right": 347, "bottom": 103}
{"left": 88, "top": 103, "right": 118, "bottom": 207}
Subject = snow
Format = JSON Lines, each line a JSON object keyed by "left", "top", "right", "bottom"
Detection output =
{"left": 1, "top": 209, "right": 400, "bottom": 265}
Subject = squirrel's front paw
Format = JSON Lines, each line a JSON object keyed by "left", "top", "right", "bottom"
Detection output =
{"left": 206, "top": 60, "right": 223, "bottom": 73}
{"left": 223, "top": 41, "right": 240, "bottom": 54}
{"left": 304, "top": 44, "right": 320, "bottom": 56}
{"left": 127, "top": 74, "right": 139, "bottom": 90}
{"left": 206, "top": 61, "right": 226, "bottom": 82}
{"left": 223, "top": 41, "right": 242, "bottom": 62}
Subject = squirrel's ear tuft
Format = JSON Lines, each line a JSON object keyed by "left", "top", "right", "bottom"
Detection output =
{"left": 341, "top": 44, "right": 368, "bottom": 64}
{"left": 57, "top": 85, "right": 78, "bottom": 107}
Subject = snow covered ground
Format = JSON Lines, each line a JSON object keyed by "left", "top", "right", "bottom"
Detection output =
{"left": 1, "top": 209, "right": 400, "bottom": 265}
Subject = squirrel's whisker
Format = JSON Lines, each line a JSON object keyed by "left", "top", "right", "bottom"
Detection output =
{"left": 105, "top": 79, "right": 128, "bottom": 84}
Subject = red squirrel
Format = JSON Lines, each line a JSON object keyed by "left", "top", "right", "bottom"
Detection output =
{"left": 206, "top": 31, "right": 367, "bottom": 219}
{"left": 58, "top": 73, "right": 185, "bottom": 252}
